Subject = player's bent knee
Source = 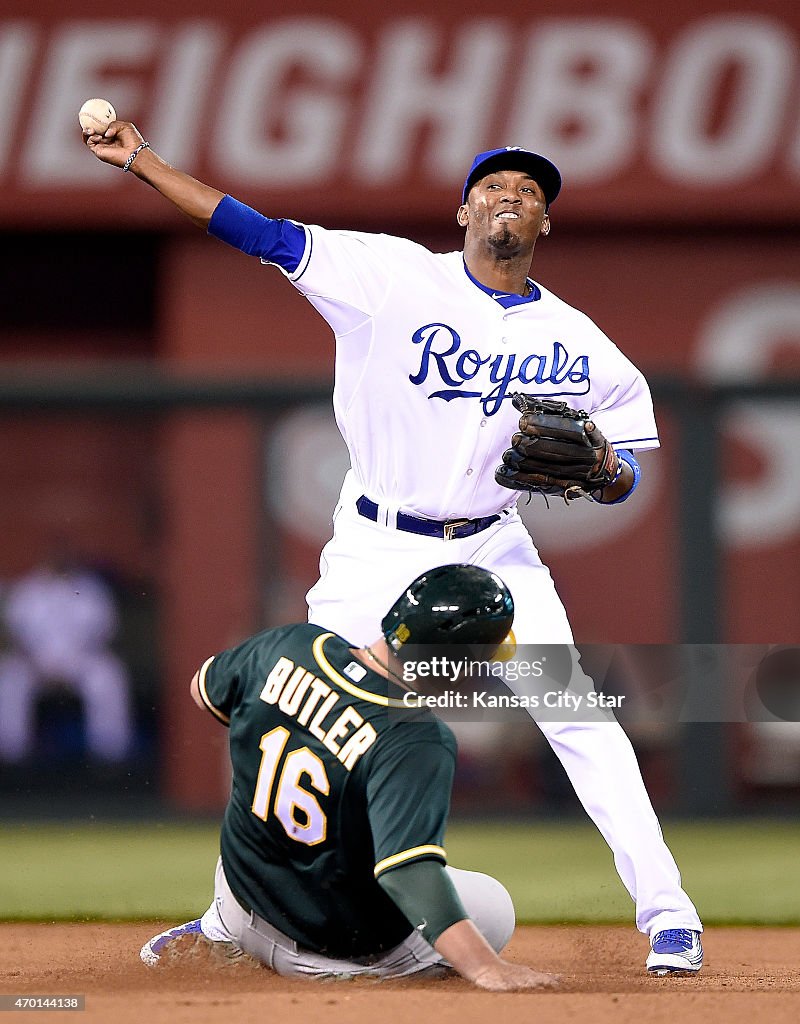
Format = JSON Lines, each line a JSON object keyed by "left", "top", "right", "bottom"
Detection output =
{"left": 445, "top": 867, "right": 515, "bottom": 952}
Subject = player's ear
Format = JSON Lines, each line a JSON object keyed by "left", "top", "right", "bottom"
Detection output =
{"left": 540, "top": 214, "right": 551, "bottom": 237}
{"left": 457, "top": 205, "right": 469, "bottom": 228}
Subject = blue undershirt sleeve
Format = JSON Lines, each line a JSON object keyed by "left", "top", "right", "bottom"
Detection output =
{"left": 207, "top": 195, "right": 306, "bottom": 273}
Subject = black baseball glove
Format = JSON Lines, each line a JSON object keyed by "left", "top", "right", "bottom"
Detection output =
{"left": 495, "top": 395, "right": 620, "bottom": 502}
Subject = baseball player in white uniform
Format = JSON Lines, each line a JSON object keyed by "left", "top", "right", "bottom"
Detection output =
{"left": 85, "top": 123, "right": 703, "bottom": 974}
{"left": 0, "top": 556, "right": 133, "bottom": 763}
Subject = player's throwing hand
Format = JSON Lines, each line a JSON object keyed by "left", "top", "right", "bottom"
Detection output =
{"left": 83, "top": 119, "right": 147, "bottom": 171}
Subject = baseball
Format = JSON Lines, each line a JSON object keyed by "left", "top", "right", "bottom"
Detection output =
{"left": 78, "top": 98, "right": 116, "bottom": 134}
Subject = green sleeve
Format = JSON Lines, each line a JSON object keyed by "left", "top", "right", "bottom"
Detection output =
{"left": 195, "top": 630, "right": 269, "bottom": 724}
{"left": 377, "top": 859, "right": 467, "bottom": 945}
{"left": 197, "top": 642, "right": 254, "bottom": 725}
{"left": 365, "top": 724, "right": 457, "bottom": 876}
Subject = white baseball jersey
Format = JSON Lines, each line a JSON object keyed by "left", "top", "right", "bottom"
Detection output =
{"left": 276, "top": 227, "right": 658, "bottom": 520}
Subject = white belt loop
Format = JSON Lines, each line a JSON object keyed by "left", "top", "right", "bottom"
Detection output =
{"left": 366, "top": 498, "right": 399, "bottom": 529}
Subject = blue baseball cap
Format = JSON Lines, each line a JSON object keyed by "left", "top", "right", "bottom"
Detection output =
{"left": 462, "top": 147, "right": 562, "bottom": 208}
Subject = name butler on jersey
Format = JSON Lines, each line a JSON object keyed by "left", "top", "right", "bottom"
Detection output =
{"left": 195, "top": 621, "right": 457, "bottom": 960}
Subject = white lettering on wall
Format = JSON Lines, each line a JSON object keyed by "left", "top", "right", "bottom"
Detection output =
{"left": 651, "top": 16, "right": 796, "bottom": 183}
{"left": 696, "top": 283, "right": 800, "bottom": 546}
{"left": 508, "top": 20, "right": 653, "bottom": 179}
{"left": 0, "top": 23, "right": 37, "bottom": 177}
{"left": 789, "top": 87, "right": 800, "bottom": 175}
{"left": 355, "top": 20, "right": 510, "bottom": 181}
{"left": 149, "top": 22, "right": 226, "bottom": 168}
{"left": 2, "top": 14, "right": 800, "bottom": 200}
{"left": 213, "top": 19, "right": 362, "bottom": 183}
{"left": 22, "top": 20, "right": 159, "bottom": 185}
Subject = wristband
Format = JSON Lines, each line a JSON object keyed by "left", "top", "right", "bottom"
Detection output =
{"left": 594, "top": 449, "right": 641, "bottom": 504}
{"left": 122, "top": 141, "right": 150, "bottom": 173}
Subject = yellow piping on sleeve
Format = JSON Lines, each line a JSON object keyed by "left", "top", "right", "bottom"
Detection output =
{"left": 374, "top": 844, "right": 447, "bottom": 877}
{"left": 197, "top": 656, "right": 230, "bottom": 725}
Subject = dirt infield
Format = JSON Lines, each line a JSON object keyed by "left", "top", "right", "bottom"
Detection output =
{"left": 2, "top": 924, "right": 800, "bottom": 1023}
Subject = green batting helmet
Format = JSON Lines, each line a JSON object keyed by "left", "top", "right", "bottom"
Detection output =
{"left": 381, "top": 564, "right": 514, "bottom": 660}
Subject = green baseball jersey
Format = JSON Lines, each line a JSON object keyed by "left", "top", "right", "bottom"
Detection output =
{"left": 197, "top": 622, "right": 457, "bottom": 959}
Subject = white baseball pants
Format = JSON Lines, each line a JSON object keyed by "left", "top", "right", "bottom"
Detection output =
{"left": 306, "top": 474, "right": 703, "bottom": 937}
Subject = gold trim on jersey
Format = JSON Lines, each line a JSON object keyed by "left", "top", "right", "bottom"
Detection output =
{"left": 374, "top": 845, "right": 447, "bottom": 877}
{"left": 312, "top": 633, "right": 421, "bottom": 709}
{"left": 197, "top": 655, "right": 231, "bottom": 725}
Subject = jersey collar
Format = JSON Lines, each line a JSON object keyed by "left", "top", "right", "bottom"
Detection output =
{"left": 313, "top": 633, "right": 421, "bottom": 709}
{"left": 462, "top": 259, "right": 541, "bottom": 307}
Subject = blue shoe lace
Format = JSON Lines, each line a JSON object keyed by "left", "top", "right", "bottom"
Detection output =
{"left": 653, "top": 929, "right": 696, "bottom": 951}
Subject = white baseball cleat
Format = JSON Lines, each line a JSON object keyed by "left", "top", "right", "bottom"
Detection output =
{"left": 140, "top": 918, "right": 204, "bottom": 966}
{"left": 646, "top": 929, "right": 703, "bottom": 975}
{"left": 140, "top": 918, "right": 245, "bottom": 967}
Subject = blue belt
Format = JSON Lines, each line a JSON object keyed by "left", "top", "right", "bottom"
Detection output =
{"left": 356, "top": 495, "right": 502, "bottom": 541}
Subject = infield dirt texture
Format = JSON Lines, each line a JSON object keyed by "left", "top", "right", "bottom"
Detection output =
{"left": 3, "top": 923, "right": 800, "bottom": 1024}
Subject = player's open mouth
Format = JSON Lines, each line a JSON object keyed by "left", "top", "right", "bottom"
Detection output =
{"left": 495, "top": 212, "right": 520, "bottom": 220}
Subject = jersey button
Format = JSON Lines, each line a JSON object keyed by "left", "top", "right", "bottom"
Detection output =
{"left": 480, "top": 419, "right": 487, "bottom": 427}
{"left": 501, "top": 336, "right": 509, "bottom": 344}
{"left": 466, "top": 468, "right": 474, "bottom": 475}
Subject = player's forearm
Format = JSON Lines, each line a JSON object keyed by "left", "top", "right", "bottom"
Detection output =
{"left": 128, "top": 148, "right": 224, "bottom": 228}
{"left": 189, "top": 671, "right": 204, "bottom": 709}
{"left": 437, "top": 921, "right": 559, "bottom": 991}
{"left": 433, "top": 918, "right": 502, "bottom": 981}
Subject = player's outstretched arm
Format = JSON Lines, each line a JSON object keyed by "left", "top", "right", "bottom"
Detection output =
{"left": 434, "top": 919, "right": 558, "bottom": 992}
{"left": 83, "top": 121, "right": 224, "bottom": 229}
{"left": 377, "top": 860, "right": 557, "bottom": 991}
